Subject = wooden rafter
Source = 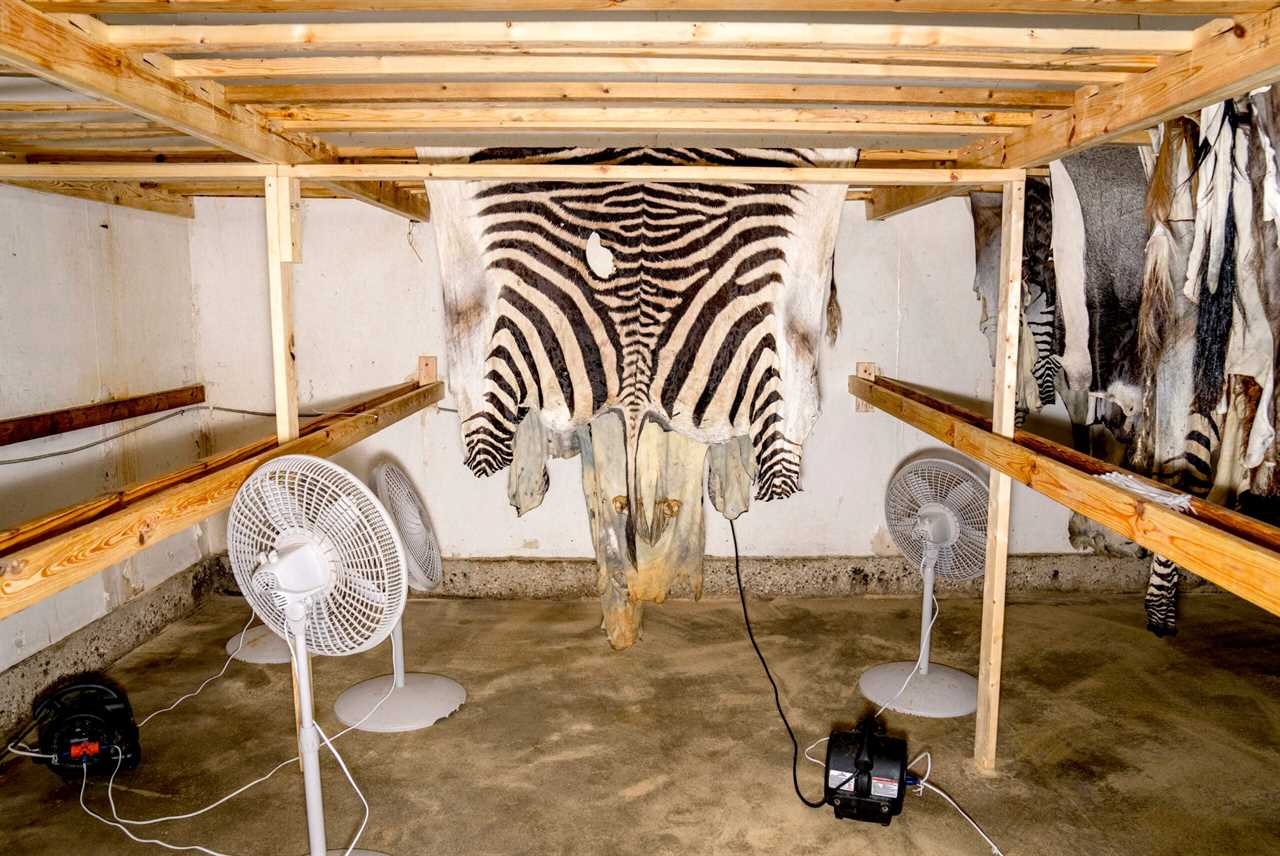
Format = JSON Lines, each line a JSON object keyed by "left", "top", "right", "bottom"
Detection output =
{"left": 0, "top": 385, "right": 205, "bottom": 446}
{"left": 263, "top": 105, "right": 1046, "bottom": 135}
{"left": 867, "top": 9, "right": 1280, "bottom": 218}
{"left": 101, "top": 20, "right": 1203, "bottom": 54}
{"left": 23, "top": 0, "right": 1276, "bottom": 15}
{"left": 171, "top": 54, "right": 1135, "bottom": 85}
{"left": 224, "top": 82, "right": 1079, "bottom": 110}
{"left": 0, "top": 0, "right": 426, "bottom": 219}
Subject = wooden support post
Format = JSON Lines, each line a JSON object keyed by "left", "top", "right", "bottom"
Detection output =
{"left": 975, "top": 176, "right": 1024, "bottom": 773}
{"left": 264, "top": 175, "right": 301, "bottom": 443}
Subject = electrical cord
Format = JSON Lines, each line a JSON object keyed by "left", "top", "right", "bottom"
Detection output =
{"left": 729, "top": 518, "right": 842, "bottom": 809}
{"left": 137, "top": 611, "right": 255, "bottom": 729}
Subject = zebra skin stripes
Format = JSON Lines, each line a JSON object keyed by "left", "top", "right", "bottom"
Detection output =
{"left": 1145, "top": 410, "right": 1222, "bottom": 636}
{"left": 438, "top": 147, "right": 850, "bottom": 509}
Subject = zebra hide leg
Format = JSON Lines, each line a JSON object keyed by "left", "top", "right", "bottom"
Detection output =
{"left": 708, "top": 434, "right": 757, "bottom": 521}
{"left": 508, "top": 408, "right": 551, "bottom": 516}
{"left": 579, "top": 412, "right": 645, "bottom": 649}
{"left": 1144, "top": 555, "right": 1180, "bottom": 636}
{"left": 629, "top": 420, "right": 708, "bottom": 604}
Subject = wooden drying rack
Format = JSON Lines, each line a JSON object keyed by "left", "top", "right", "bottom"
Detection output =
{"left": 848, "top": 176, "right": 1280, "bottom": 772}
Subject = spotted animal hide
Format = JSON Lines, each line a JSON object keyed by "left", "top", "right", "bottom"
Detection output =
{"left": 422, "top": 146, "right": 854, "bottom": 647}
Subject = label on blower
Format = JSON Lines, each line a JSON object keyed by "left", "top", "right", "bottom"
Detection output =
{"left": 871, "top": 776, "right": 900, "bottom": 799}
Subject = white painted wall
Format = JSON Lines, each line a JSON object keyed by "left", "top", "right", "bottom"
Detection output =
{"left": 0, "top": 184, "right": 204, "bottom": 672}
{"left": 188, "top": 194, "right": 1074, "bottom": 561}
{"left": 0, "top": 187, "right": 1078, "bottom": 673}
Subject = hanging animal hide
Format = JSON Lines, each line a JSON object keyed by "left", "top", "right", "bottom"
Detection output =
{"left": 968, "top": 178, "right": 1058, "bottom": 417}
{"left": 422, "top": 146, "right": 854, "bottom": 647}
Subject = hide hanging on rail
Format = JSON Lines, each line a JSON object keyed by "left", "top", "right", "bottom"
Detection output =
{"left": 422, "top": 147, "right": 854, "bottom": 648}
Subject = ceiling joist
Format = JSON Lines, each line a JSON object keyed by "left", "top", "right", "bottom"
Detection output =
{"left": 867, "top": 7, "right": 1280, "bottom": 218}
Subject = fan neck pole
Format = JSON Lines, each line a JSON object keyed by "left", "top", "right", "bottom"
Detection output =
{"left": 288, "top": 613, "right": 328, "bottom": 856}
{"left": 391, "top": 619, "right": 406, "bottom": 689}
{"left": 918, "top": 559, "right": 936, "bottom": 676}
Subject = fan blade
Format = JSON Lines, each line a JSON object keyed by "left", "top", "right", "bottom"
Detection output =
{"left": 314, "top": 496, "right": 362, "bottom": 537}
{"left": 943, "top": 480, "right": 982, "bottom": 516}
{"left": 342, "top": 574, "right": 389, "bottom": 607}
{"left": 901, "top": 470, "right": 939, "bottom": 508}
{"left": 258, "top": 480, "right": 302, "bottom": 528}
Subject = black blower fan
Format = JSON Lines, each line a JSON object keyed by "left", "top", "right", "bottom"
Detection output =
{"left": 30, "top": 673, "right": 141, "bottom": 780}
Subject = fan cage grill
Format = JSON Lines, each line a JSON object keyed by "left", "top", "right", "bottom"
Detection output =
{"left": 227, "top": 455, "right": 407, "bottom": 657}
{"left": 374, "top": 461, "right": 443, "bottom": 592}
{"left": 885, "top": 458, "right": 989, "bottom": 581}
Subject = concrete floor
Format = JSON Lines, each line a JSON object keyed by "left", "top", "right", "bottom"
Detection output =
{"left": 1, "top": 592, "right": 1278, "bottom": 856}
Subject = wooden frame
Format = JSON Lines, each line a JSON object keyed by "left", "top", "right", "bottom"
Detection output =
{"left": 0, "top": 379, "right": 443, "bottom": 620}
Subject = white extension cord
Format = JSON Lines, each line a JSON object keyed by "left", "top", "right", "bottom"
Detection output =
{"left": 6, "top": 608, "right": 392, "bottom": 856}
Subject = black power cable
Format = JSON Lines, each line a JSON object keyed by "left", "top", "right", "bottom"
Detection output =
{"left": 729, "top": 517, "right": 828, "bottom": 809}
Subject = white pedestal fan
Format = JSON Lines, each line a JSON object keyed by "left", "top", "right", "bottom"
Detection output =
{"left": 333, "top": 460, "right": 466, "bottom": 733}
{"left": 859, "top": 456, "right": 989, "bottom": 718}
{"left": 228, "top": 454, "right": 404, "bottom": 856}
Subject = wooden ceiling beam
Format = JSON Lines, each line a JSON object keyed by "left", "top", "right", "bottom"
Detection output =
{"left": 171, "top": 54, "right": 1135, "bottom": 85}
{"left": 5, "top": 177, "right": 194, "bottom": 216}
{"left": 0, "top": 100, "right": 128, "bottom": 113}
{"left": 23, "top": 0, "right": 1274, "bottom": 16}
{"left": 102, "top": 20, "right": 1204, "bottom": 54}
{"left": 227, "top": 81, "right": 1077, "bottom": 110}
{"left": 0, "top": 0, "right": 425, "bottom": 219}
{"left": 264, "top": 104, "right": 1044, "bottom": 135}
{"left": 867, "top": 6, "right": 1280, "bottom": 219}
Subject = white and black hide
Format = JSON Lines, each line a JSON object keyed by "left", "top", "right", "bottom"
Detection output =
{"left": 422, "top": 147, "right": 854, "bottom": 648}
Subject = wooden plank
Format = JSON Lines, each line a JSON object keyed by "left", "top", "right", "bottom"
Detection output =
{"left": 171, "top": 54, "right": 1134, "bottom": 85}
{"left": 264, "top": 175, "right": 300, "bottom": 443}
{"left": 226, "top": 82, "right": 1078, "bottom": 110}
{"left": 0, "top": 381, "right": 419, "bottom": 557}
{"left": 104, "top": 21, "right": 1197, "bottom": 54}
{"left": 0, "top": 385, "right": 204, "bottom": 447}
{"left": 974, "top": 178, "right": 1024, "bottom": 773}
{"left": 0, "top": 0, "right": 425, "bottom": 220}
{"left": 0, "top": 381, "right": 443, "bottom": 619}
{"left": 24, "top": 0, "right": 1273, "bottom": 15}
{"left": 3, "top": 178, "right": 194, "bottom": 216}
{"left": 867, "top": 9, "right": 1280, "bottom": 218}
{"left": 846, "top": 375, "right": 1280, "bottom": 618}
{"left": 0, "top": 162, "right": 1029, "bottom": 185}
{"left": 0, "top": 100, "right": 127, "bottom": 113}
{"left": 265, "top": 104, "right": 1041, "bottom": 135}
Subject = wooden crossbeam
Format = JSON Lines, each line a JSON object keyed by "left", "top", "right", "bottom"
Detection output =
{"left": 264, "top": 105, "right": 1043, "bottom": 135}
{"left": 0, "top": 162, "right": 1028, "bottom": 185}
{"left": 102, "top": 20, "right": 1201, "bottom": 54}
{"left": 226, "top": 82, "right": 1078, "bottom": 110}
{"left": 848, "top": 374, "right": 1280, "bottom": 617}
{"left": 3, "top": 179, "right": 195, "bottom": 214}
{"left": 867, "top": 9, "right": 1280, "bottom": 218}
{"left": 0, "top": 385, "right": 204, "bottom": 446}
{"left": 171, "top": 54, "right": 1135, "bottom": 85}
{"left": 24, "top": 0, "right": 1275, "bottom": 15}
{"left": 0, "top": 380, "right": 443, "bottom": 619}
{"left": 0, "top": 100, "right": 128, "bottom": 113}
{"left": 0, "top": 0, "right": 425, "bottom": 220}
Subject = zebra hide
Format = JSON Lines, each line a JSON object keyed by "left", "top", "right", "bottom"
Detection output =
{"left": 421, "top": 146, "right": 855, "bottom": 648}
{"left": 969, "top": 179, "right": 1058, "bottom": 421}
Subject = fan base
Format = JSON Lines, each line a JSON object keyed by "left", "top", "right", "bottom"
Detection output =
{"left": 858, "top": 662, "right": 977, "bottom": 718}
{"left": 334, "top": 674, "right": 466, "bottom": 732}
{"left": 225, "top": 624, "right": 291, "bottom": 665}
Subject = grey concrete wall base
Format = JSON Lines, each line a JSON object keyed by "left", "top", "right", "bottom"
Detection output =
{"left": 437, "top": 554, "right": 1202, "bottom": 600}
{"left": 0, "top": 555, "right": 233, "bottom": 739}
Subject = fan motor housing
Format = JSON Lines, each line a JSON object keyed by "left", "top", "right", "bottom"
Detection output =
{"left": 823, "top": 716, "right": 907, "bottom": 825}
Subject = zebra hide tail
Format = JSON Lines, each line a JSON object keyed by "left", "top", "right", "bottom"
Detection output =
{"left": 824, "top": 268, "right": 842, "bottom": 347}
{"left": 1191, "top": 194, "right": 1238, "bottom": 414}
{"left": 1131, "top": 222, "right": 1175, "bottom": 472}
{"left": 1144, "top": 554, "right": 1180, "bottom": 637}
